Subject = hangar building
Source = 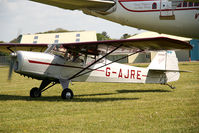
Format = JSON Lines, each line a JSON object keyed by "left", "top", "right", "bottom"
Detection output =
{"left": 20, "top": 31, "right": 97, "bottom": 44}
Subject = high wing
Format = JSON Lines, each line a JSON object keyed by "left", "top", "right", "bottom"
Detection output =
{"left": 30, "top": 0, "right": 115, "bottom": 12}
{"left": 0, "top": 37, "right": 192, "bottom": 54}
{"left": 61, "top": 37, "right": 192, "bottom": 55}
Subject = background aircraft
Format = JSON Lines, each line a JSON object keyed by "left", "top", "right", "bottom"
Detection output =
{"left": 0, "top": 37, "right": 192, "bottom": 99}
{"left": 30, "top": 0, "right": 199, "bottom": 38}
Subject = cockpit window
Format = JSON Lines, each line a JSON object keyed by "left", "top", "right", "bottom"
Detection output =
{"left": 47, "top": 44, "right": 84, "bottom": 65}
{"left": 46, "top": 44, "right": 101, "bottom": 66}
{"left": 49, "top": 44, "right": 66, "bottom": 57}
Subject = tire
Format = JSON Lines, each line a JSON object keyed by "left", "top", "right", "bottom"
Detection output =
{"left": 61, "top": 88, "right": 74, "bottom": 99}
{"left": 30, "top": 87, "right": 41, "bottom": 98}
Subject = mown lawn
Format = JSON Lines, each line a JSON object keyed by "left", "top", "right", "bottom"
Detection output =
{"left": 0, "top": 62, "right": 198, "bottom": 133}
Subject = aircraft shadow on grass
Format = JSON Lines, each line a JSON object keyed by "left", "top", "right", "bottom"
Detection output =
{"left": 0, "top": 89, "right": 171, "bottom": 102}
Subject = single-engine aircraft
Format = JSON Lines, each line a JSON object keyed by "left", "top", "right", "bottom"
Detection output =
{"left": 0, "top": 37, "right": 192, "bottom": 99}
{"left": 29, "top": 0, "right": 199, "bottom": 38}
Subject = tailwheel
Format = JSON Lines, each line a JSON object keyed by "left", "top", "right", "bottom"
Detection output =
{"left": 61, "top": 88, "right": 74, "bottom": 99}
{"left": 30, "top": 87, "right": 41, "bottom": 98}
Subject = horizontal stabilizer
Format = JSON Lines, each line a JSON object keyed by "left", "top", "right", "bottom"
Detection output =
{"left": 148, "top": 69, "right": 192, "bottom": 73}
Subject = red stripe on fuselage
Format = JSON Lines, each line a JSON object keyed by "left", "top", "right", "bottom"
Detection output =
{"left": 96, "top": 70, "right": 105, "bottom": 72}
{"left": 29, "top": 60, "right": 50, "bottom": 65}
{"left": 28, "top": 60, "right": 104, "bottom": 72}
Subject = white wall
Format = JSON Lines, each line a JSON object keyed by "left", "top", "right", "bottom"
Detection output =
{"left": 20, "top": 31, "right": 97, "bottom": 44}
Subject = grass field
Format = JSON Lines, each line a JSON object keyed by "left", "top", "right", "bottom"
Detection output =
{"left": 0, "top": 62, "right": 199, "bottom": 133}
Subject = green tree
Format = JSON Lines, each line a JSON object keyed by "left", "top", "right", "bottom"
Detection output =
{"left": 0, "top": 52, "right": 9, "bottom": 56}
{"left": 97, "top": 31, "right": 111, "bottom": 41}
{"left": 0, "top": 41, "right": 9, "bottom": 56}
{"left": 9, "top": 35, "right": 22, "bottom": 43}
{"left": 120, "top": 33, "right": 131, "bottom": 39}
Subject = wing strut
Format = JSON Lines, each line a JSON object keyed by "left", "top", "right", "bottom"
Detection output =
{"left": 68, "top": 44, "right": 123, "bottom": 80}
{"left": 7, "top": 47, "right": 15, "bottom": 53}
{"left": 69, "top": 49, "right": 144, "bottom": 80}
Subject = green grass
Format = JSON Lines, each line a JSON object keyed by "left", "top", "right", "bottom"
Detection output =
{"left": 0, "top": 62, "right": 199, "bottom": 133}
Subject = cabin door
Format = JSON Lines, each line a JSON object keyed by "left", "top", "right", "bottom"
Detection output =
{"left": 160, "top": 0, "right": 175, "bottom": 20}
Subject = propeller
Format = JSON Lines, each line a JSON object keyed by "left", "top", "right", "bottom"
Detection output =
{"left": 8, "top": 53, "right": 17, "bottom": 80}
{"left": 7, "top": 30, "right": 21, "bottom": 80}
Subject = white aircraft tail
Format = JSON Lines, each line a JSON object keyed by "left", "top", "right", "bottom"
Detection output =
{"left": 148, "top": 51, "right": 180, "bottom": 83}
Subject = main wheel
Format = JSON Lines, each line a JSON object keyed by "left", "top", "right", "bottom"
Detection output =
{"left": 61, "top": 88, "right": 74, "bottom": 99}
{"left": 30, "top": 87, "right": 41, "bottom": 98}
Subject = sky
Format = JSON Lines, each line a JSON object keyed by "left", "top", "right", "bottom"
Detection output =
{"left": 0, "top": 0, "right": 145, "bottom": 42}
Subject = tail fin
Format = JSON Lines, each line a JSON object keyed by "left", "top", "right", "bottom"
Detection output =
{"left": 148, "top": 51, "right": 179, "bottom": 71}
{"left": 148, "top": 51, "right": 180, "bottom": 83}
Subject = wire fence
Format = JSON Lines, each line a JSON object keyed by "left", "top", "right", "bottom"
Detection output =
{"left": 0, "top": 56, "right": 10, "bottom": 66}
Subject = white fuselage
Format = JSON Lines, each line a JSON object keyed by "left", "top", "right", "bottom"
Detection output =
{"left": 15, "top": 51, "right": 166, "bottom": 84}
{"left": 84, "top": 0, "right": 199, "bottom": 38}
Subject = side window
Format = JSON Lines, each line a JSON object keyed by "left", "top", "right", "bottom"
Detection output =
{"left": 194, "top": 2, "right": 199, "bottom": 7}
{"left": 86, "top": 55, "right": 96, "bottom": 65}
{"left": 183, "top": 2, "right": 187, "bottom": 7}
{"left": 189, "top": 2, "right": 193, "bottom": 7}
{"left": 64, "top": 51, "right": 85, "bottom": 65}
{"left": 152, "top": 3, "right": 157, "bottom": 9}
{"left": 177, "top": 2, "right": 182, "bottom": 7}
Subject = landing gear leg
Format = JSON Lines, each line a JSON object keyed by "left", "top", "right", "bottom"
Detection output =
{"left": 30, "top": 80, "right": 56, "bottom": 98}
{"left": 59, "top": 79, "right": 74, "bottom": 99}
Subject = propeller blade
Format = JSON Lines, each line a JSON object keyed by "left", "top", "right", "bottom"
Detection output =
{"left": 8, "top": 53, "right": 17, "bottom": 81}
{"left": 8, "top": 59, "right": 14, "bottom": 80}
